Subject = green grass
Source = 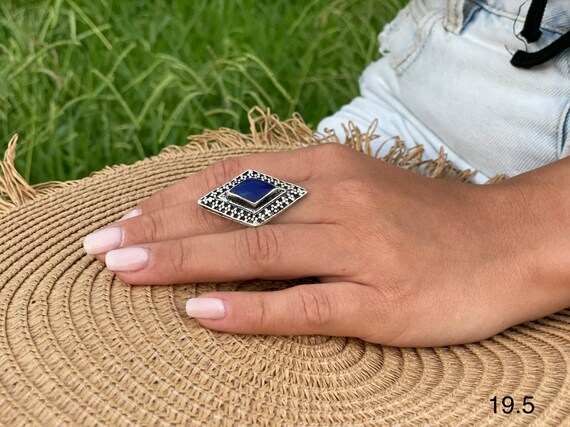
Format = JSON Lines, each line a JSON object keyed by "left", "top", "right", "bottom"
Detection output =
{"left": 0, "top": 0, "right": 406, "bottom": 184}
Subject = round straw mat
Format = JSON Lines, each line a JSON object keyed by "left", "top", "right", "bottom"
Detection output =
{"left": 0, "top": 109, "right": 568, "bottom": 426}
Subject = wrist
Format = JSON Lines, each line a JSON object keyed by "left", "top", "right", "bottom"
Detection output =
{"left": 483, "top": 171, "right": 570, "bottom": 314}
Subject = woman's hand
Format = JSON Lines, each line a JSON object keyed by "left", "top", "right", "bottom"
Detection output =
{"left": 82, "top": 143, "right": 569, "bottom": 346}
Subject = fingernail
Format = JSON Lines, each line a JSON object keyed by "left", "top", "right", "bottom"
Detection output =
{"left": 118, "top": 208, "right": 141, "bottom": 222}
{"left": 186, "top": 298, "right": 227, "bottom": 319}
{"left": 83, "top": 227, "right": 123, "bottom": 254}
{"left": 105, "top": 247, "right": 149, "bottom": 272}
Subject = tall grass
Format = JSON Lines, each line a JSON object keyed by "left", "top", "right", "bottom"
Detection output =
{"left": 0, "top": 0, "right": 406, "bottom": 183}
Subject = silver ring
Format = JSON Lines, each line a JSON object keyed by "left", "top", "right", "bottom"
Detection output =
{"left": 197, "top": 169, "right": 308, "bottom": 227}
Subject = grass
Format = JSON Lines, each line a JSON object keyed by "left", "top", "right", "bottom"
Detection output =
{"left": 0, "top": 0, "right": 406, "bottom": 184}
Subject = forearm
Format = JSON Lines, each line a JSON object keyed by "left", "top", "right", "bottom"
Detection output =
{"left": 480, "top": 157, "right": 570, "bottom": 323}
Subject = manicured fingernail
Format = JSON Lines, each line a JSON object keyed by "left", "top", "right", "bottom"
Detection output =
{"left": 118, "top": 208, "right": 141, "bottom": 222}
{"left": 83, "top": 227, "right": 123, "bottom": 254}
{"left": 186, "top": 298, "right": 227, "bottom": 319}
{"left": 105, "top": 247, "right": 149, "bottom": 272}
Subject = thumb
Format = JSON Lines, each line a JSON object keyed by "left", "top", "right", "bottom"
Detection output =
{"left": 185, "top": 282, "right": 379, "bottom": 339}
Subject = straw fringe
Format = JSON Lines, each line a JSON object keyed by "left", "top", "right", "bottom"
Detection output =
{"left": 0, "top": 135, "right": 80, "bottom": 215}
{"left": 0, "top": 134, "right": 35, "bottom": 212}
{"left": 0, "top": 107, "right": 507, "bottom": 216}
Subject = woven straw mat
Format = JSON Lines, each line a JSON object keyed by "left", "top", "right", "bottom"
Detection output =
{"left": 0, "top": 108, "right": 568, "bottom": 426}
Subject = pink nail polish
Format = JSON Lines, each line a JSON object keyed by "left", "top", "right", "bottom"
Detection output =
{"left": 83, "top": 227, "right": 123, "bottom": 254}
{"left": 105, "top": 247, "right": 149, "bottom": 272}
{"left": 186, "top": 298, "right": 227, "bottom": 319}
{"left": 118, "top": 208, "right": 142, "bottom": 222}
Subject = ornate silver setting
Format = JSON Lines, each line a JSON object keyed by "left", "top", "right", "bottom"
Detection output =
{"left": 197, "top": 169, "right": 308, "bottom": 227}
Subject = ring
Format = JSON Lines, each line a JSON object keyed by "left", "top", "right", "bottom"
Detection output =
{"left": 197, "top": 169, "right": 308, "bottom": 227}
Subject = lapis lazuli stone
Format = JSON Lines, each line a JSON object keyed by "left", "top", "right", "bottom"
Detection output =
{"left": 227, "top": 178, "right": 276, "bottom": 207}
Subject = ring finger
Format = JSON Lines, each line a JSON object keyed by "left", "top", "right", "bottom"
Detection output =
{"left": 84, "top": 179, "right": 332, "bottom": 256}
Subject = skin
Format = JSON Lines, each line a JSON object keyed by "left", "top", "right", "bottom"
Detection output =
{"left": 86, "top": 143, "right": 570, "bottom": 347}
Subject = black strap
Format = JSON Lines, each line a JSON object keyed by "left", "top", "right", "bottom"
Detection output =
{"left": 511, "top": 30, "right": 570, "bottom": 68}
{"left": 520, "top": 0, "right": 547, "bottom": 42}
{"left": 511, "top": 0, "right": 570, "bottom": 69}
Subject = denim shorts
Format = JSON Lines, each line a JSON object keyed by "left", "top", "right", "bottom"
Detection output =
{"left": 316, "top": 0, "right": 570, "bottom": 183}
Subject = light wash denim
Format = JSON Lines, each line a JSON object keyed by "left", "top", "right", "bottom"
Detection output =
{"left": 316, "top": 0, "right": 570, "bottom": 183}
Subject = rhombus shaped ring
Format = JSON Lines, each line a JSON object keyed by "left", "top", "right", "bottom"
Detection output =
{"left": 197, "top": 169, "right": 308, "bottom": 227}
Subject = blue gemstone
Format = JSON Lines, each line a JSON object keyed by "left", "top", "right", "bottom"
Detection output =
{"left": 227, "top": 178, "right": 276, "bottom": 207}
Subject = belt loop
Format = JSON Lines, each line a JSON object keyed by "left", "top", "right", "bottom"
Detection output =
{"left": 444, "top": 0, "right": 466, "bottom": 34}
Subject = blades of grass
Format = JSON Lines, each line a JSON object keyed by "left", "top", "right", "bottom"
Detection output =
{"left": 131, "top": 134, "right": 146, "bottom": 159}
{"left": 203, "top": 107, "right": 241, "bottom": 129}
{"left": 0, "top": 5, "right": 25, "bottom": 52}
{"left": 286, "top": 0, "right": 321, "bottom": 36}
{"left": 203, "top": 108, "right": 240, "bottom": 120}
{"left": 223, "top": 59, "right": 276, "bottom": 108}
{"left": 335, "top": 11, "right": 369, "bottom": 60}
{"left": 188, "top": 98, "right": 222, "bottom": 130}
{"left": 225, "top": 94, "right": 252, "bottom": 113}
{"left": 114, "top": 125, "right": 146, "bottom": 159}
{"left": 106, "top": 42, "right": 136, "bottom": 79}
{"left": 243, "top": 52, "right": 292, "bottom": 103}
{"left": 173, "top": 0, "right": 208, "bottom": 53}
{"left": 323, "top": 75, "right": 359, "bottom": 100}
{"left": 76, "top": 23, "right": 111, "bottom": 42}
{"left": 243, "top": 90, "right": 268, "bottom": 112}
{"left": 40, "top": 92, "right": 102, "bottom": 141}
{"left": 68, "top": 8, "right": 76, "bottom": 42}
{"left": 206, "top": 48, "right": 233, "bottom": 110}
{"left": 123, "top": 58, "right": 165, "bottom": 92}
{"left": 287, "top": 28, "right": 339, "bottom": 117}
{"left": 112, "top": 142, "right": 136, "bottom": 152}
{"left": 91, "top": 68, "right": 138, "bottom": 127}
{"left": 24, "top": 109, "right": 37, "bottom": 182}
{"left": 65, "top": 0, "right": 112, "bottom": 49}
{"left": 49, "top": 41, "right": 135, "bottom": 132}
{"left": 158, "top": 90, "right": 203, "bottom": 145}
{"left": 208, "top": 56, "right": 278, "bottom": 108}
{"left": 102, "top": 102, "right": 110, "bottom": 160}
{"left": 314, "top": 79, "right": 344, "bottom": 114}
{"left": 1, "top": 0, "right": 405, "bottom": 183}
{"left": 35, "top": 68, "right": 62, "bottom": 89}
{"left": 135, "top": 73, "right": 175, "bottom": 128}
{"left": 9, "top": 40, "right": 79, "bottom": 78}
{"left": 41, "top": 134, "right": 65, "bottom": 182}
{"left": 152, "top": 101, "right": 165, "bottom": 153}
{"left": 317, "top": 0, "right": 360, "bottom": 26}
{"left": 157, "top": 53, "right": 208, "bottom": 92}
{"left": 53, "top": 22, "right": 111, "bottom": 71}
{"left": 38, "top": 1, "right": 58, "bottom": 42}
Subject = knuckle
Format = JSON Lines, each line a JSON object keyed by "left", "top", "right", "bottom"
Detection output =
{"left": 252, "top": 293, "right": 269, "bottom": 329}
{"left": 144, "top": 188, "right": 167, "bottom": 212}
{"left": 296, "top": 285, "right": 334, "bottom": 327}
{"left": 317, "top": 142, "right": 354, "bottom": 164}
{"left": 362, "top": 281, "right": 417, "bottom": 344}
{"left": 198, "top": 203, "right": 229, "bottom": 230}
{"left": 319, "top": 142, "right": 349, "bottom": 156}
{"left": 242, "top": 226, "right": 282, "bottom": 271}
{"left": 371, "top": 281, "right": 408, "bottom": 314}
{"left": 205, "top": 157, "right": 242, "bottom": 190}
{"left": 140, "top": 212, "right": 162, "bottom": 242}
{"left": 171, "top": 239, "right": 189, "bottom": 274}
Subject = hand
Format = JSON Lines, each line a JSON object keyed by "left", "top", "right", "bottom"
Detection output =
{"left": 82, "top": 143, "right": 563, "bottom": 346}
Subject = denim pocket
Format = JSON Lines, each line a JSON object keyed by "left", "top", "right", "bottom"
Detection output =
{"left": 378, "top": 1, "right": 441, "bottom": 75}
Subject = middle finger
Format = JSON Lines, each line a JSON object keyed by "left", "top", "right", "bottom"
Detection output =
{"left": 84, "top": 179, "right": 331, "bottom": 255}
{"left": 104, "top": 222, "right": 346, "bottom": 285}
